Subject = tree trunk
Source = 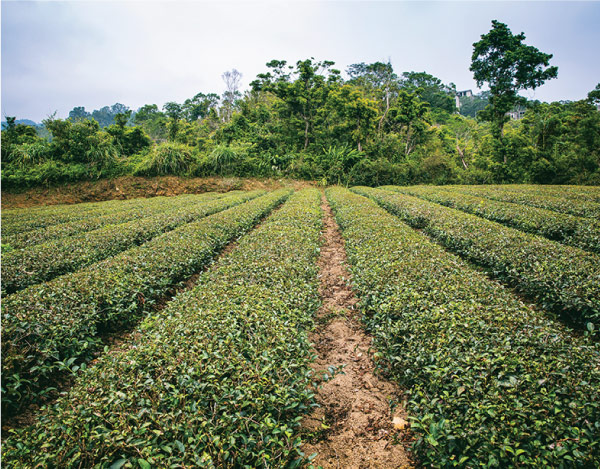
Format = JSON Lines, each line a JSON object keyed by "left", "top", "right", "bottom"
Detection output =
{"left": 377, "top": 88, "right": 390, "bottom": 137}
{"left": 456, "top": 140, "right": 468, "bottom": 170}
{"left": 304, "top": 119, "right": 310, "bottom": 150}
{"left": 405, "top": 126, "right": 413, "bottom": 156}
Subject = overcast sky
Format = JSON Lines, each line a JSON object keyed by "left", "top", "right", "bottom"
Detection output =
{"left": 2, "top": 0, "right": 599, "bottom": 122}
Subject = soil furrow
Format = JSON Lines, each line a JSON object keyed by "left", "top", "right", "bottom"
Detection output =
{"left": 301, "top": 194, "right": 413, "bottom": 468}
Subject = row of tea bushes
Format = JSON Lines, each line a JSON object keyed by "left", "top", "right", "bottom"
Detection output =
{"left": 2, "top": 189, "right": 322, "bottom": 468}
{"left": 2, "top": 193, "right": 223, "bottom": 250}
{"left": 327, "top": 187, "right": 600, "bottom": 467}
{"left": 382, "top": 186, "right": 600, "bottom": 254}
{"left": 354, "top": 187, "right": 600, "bottom": 331}
{"left": 451, "top": 185, "right": 600, "bottom": 219}
{"left": 1, "top": 190, "right": 289, "bottom": 415}
{"left": 1, "top": 191, "right": 262, "bottom": 295}
{"left": 472, "top": 184, "right": 600, "bottom": 204}
{"left": 1, "top": 194, "right": 191, "bottom": 237}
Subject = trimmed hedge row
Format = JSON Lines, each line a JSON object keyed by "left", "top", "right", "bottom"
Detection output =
{"left": 2, "top": 189, "right": 322, "bottom": 468}
{"left": 2, "top": 193, "right": 224, "bottom": 250}
{"left": 1, "top": 191, "right": 262, "bottom": 295}
{"left": 1, "top": 195, "right": 187, "bottom": 237}
{"left": 354, "top": 186, "right": 600, "bottom": 330}
{"left": 327, "top": 187, "right": 600, "bottom": 467}
{"left": 477, "top": 184, "right": 600, "bottom": 204}
{"left": 451, "top": 185, "right": 600, "bottom": 219}
{"left": 382, "top": 185, "right": 600, "bottom": 254}
{"left": 1, "top": 189, "right": 290, "bottom": 415}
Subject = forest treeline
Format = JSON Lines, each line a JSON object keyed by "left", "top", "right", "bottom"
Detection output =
{"left": 3, "top": 19, "right": 600, "bottom": 189}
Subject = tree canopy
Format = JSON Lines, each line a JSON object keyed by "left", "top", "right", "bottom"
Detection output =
{"left": 471, "top": 20, "right": 558, "bottom": 143}
{"left": 3, "top": 26, "right": 598, "bottom": 189}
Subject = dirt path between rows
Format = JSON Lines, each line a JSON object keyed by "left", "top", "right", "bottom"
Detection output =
{"left": 301, "top": 194, "right": 413, "bottom": 468}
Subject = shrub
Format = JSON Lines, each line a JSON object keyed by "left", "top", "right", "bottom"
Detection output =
{"left": 1, "top": 190, "right": 282, "bottom": 414}
{"left": 384, "top": 185, "right": 600, "bottom": 254}
{"left": 2, "top": 189, "right": 321, "bottom": 468}
{"left": 134, "top": 142, "right": 197, "bottom": 176}
{"left": 327, "top": 186, "right": 600, "bottom": 467}
{"left": 355, "top": 186, "right": 600, "bottom": 330}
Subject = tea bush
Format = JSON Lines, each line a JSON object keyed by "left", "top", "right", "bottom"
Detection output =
{"left": 383, "top": 185, "right": 600, "bottom": 254}
{"left": 354, "top": 186, "right": 600, "bottom": 330}
{"left": 327, "top": 187, "right": 600, "bottom": 467}
{"left": 1, "top": 190, "right": 288, "bottom": 414}
{"left": 2, "top": 189, "right": 322, "bottom": 468}
{"left": 2, "top": 191, "right": 262, "bottom": 294}
{"left": 453, "top": 185, "right": 600, "bottom": 219}
{"left": 2, "top": 193, "right": 220, "bottom": 249}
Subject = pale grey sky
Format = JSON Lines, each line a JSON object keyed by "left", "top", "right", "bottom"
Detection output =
{"left": 2, "top": 1, "right": 599, "bottom": 122}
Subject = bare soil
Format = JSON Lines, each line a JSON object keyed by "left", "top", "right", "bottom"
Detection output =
{"left": 301, "top": 195, "right": 413, "bottom": 468}
{"left": 1, "top": 176, "right": 314, "bottom": 210}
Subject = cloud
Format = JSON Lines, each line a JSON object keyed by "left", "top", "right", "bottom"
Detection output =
{"left": 2, "top": 1, "right": 599, "bottom": 121}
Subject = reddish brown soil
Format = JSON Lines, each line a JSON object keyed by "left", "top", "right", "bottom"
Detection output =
{"left": 301, "top": 195, "right": 413, "bottom": 468}
{"left": 1, "top": 176, "right": 314, "bottom": 209}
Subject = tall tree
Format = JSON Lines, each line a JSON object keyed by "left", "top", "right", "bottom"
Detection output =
{"left": 401, "top": 71, "right": 456, "bottom": 114}
{"left": 470, "top": 20, "right": 558, "bottom": 162}
{"left": 588, "top": 83, "right": 600, "bottom": 107}
{"left": 68, "top": 106, "right": 91, "bottom": 122}
{"left": 446, "top": 114, "right": 479, "bottom": 170}
{"left": 329, "top": 85, "right": 378, "bottom": 151}
{"left": 182, "top": 93, "right": 220, "bottom": 122}
{"left": 251, "top": 58, "right": 340, "bottom": 150}
{"left": 221, "top": 69, "right": 243, "bottom": 122}
{"left": 91, "top": 103, "right": 130, "bottom": 128}
{"left": 388, "top": 90, "right": 429, "bottom": 157}
{"left": 163, "top": 102, "right": 183, "bottom": 141}
{"left": 347, "top": 61, "right": 399, "bottom": 136}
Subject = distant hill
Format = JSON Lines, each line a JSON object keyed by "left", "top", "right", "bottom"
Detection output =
{"left": 1, "top": 119, "right": 41, "bottom": 129}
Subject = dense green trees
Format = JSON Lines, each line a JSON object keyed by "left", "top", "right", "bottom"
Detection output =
{"left": 470, "top": 21, "right": 558, "bottom": 148}
{"left": 457, "top": 91, "right": 489, "bottom": 118}
{"left": 2, "top": 30, "right": 599, "bottom": 188}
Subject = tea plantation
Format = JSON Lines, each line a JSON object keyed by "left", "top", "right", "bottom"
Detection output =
{"left": 2, "top": 185, "right": 599, "bottom": 467}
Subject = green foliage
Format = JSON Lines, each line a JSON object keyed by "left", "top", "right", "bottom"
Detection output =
{"left": 2, "top": 189, "right": 320, "bottom": 468}
{"left": 1, "top": 116, "right": 150, "bottom": 188}
{"left": 1, "top": 194, "right": 218, "bottom": 250}
{"left": 206, "top": 144, "right": 241, "bottom": 175}
{"left": 106, "top": 111, "right": 152, "bottom": 156}
{"left": 9, "top": 141, "right": 50, "bottom": 168}
{"left": 357, "top": 186, "right": 600, "bottom": 330}
{"left": 3, "top": 52, "right": 598, "bottom": 188}
{"left": 251, "top": 58, "right": 341, "bottom": 151}
{"left": 457, "top": 184, "right": 600, "bottom": 219}
{"left": 401, "top": 71, "right": 457, "bottom": 114}
{"left": 316, "top": 145, "right": 364, "bottom": 184}
{"left": 458, "top": 91, "right": 490, "bottom": 118}
{"left": 1, "top": 193, "right": 238, "bottom": 294}
{"left": 134, "top": 142, "right": 197, "bottom": 176}
{"left": 133, "top": 104, "right": 169, "bottom": 140}
{"left": 1, "top": 190, "right": 272, "bottom": 414}
{"left": 391, "top": 185, "right": 600, "bottom": 254}
{"left": 588, "top": 83, "right": 600, "bottom": 106}
{"left": 471, "top": 20, "right": 558, "bottom": 141}
{"left": 327, "top": 186, "right": 600, "bottom": 467}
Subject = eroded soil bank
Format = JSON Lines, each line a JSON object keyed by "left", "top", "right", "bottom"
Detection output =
{"left": 1, "top": 176, "right": 313, "bottom": 209}
{"left": 301, "top": 195, "right": 413, "bottom": 468}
